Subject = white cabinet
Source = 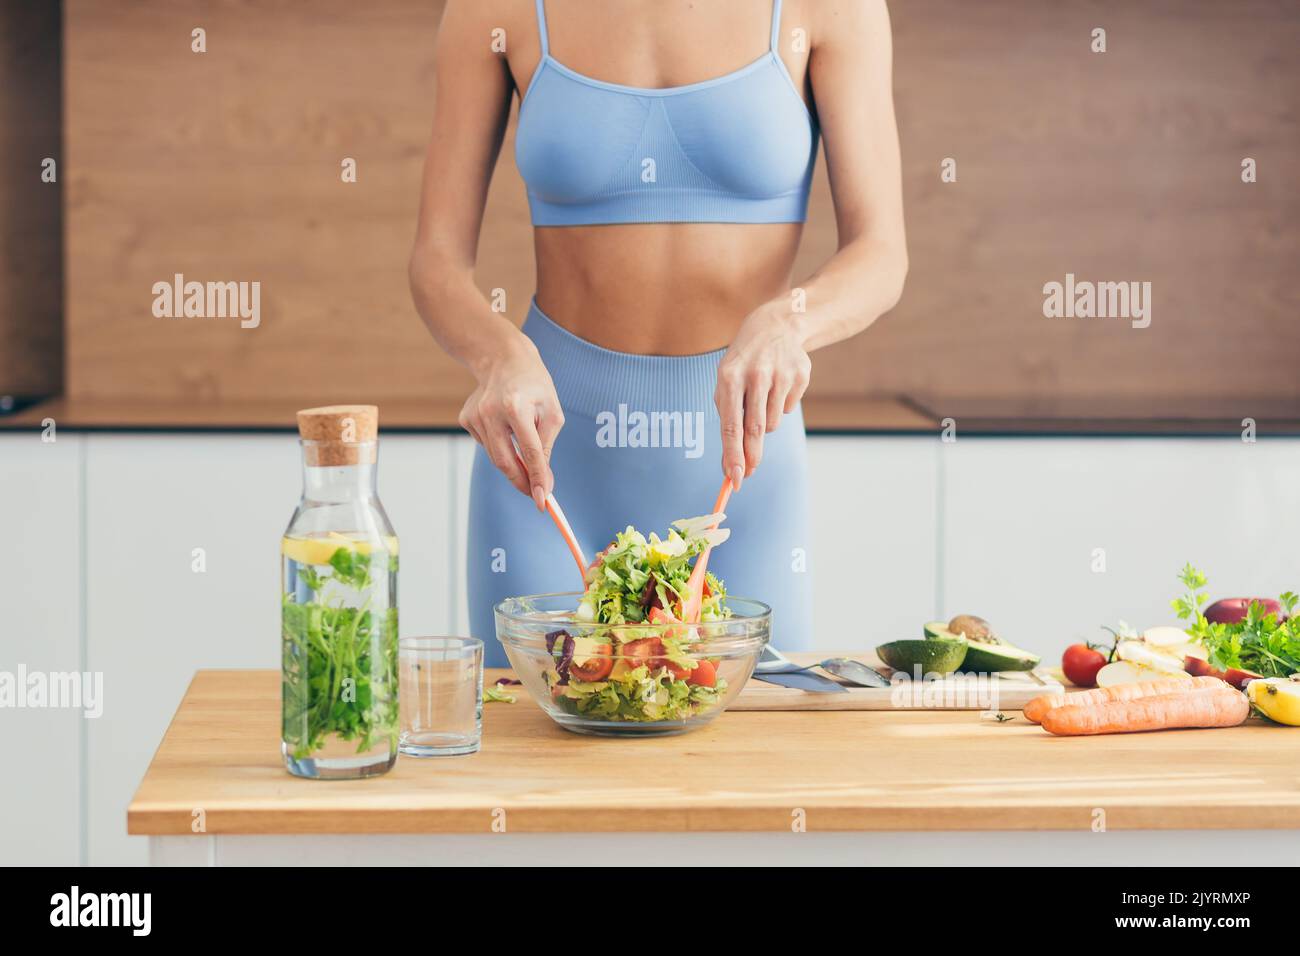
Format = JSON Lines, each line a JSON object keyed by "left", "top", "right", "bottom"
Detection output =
{"left": 941, "top": 438, "right": 1300, "bottom": 658}
{"left": 453, "top": 435, "right": 475, "bottom": 639}
{"left": 6, "top": 429, "right": 1299, "bottom": 864}
{"left": 381, "top": 435, "right": 456, "bottom": 639}
{"left": 0, "top": 434, "right": 84, "bottom": 866}
{"left": 807, "top": 437, "right": 939, "bottom": 651}
{"left": 83, "top": 434, "right": 452, "bottom": 865}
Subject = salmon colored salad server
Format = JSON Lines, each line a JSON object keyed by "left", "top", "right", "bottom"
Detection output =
{"left": 681, "top": 477, "right": 734, "bottom": 623}
{"left": 545, "top": 492, "right": 589, "bottom": 585}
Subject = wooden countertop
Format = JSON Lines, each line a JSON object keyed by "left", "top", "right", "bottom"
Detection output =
{"left": 127, "top": 670, "right": 1300, "bottom": 836}
{"left": 0, "top": 395, "right": 935, "bottom": 434}
{"left": 8, "top": 394, "right": 1299, "bottom": 435}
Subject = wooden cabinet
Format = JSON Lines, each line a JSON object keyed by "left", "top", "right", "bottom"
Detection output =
{"left": 57, "top": 0, "right": 1300, "bottom": 414}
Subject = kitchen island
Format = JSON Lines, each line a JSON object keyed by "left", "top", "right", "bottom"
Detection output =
{"left": 129, "top": 670, "right": 1300, "bottom": 866}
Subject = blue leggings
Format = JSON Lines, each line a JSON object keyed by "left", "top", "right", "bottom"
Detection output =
{"left": 468, "top": 300, "right": 812, "bottom": 667}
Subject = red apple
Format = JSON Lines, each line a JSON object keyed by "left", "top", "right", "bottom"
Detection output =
{"left": 1224, "top": 667, "right": 1264, "bottom": 689}
{"left": 1183, "top": 655, "right": 1262, "bottom": 689}
{"left": 1203, "top": 597, "right": 1286, "bottom": 625}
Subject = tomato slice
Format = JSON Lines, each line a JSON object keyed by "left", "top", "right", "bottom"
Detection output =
{"left": 662, "top": 658, "right": 693, "bottom": 680}
{"left": 585, "top": 543, "right": 615, "bottom": 579}
{"left": 568, "top": 643, "right": 614, "bottom": 682}
{"left": 643, "top": 608, "right": 696, "bottom": 678}
{"left": 686, "top": 659, "right": 717, "bottom": 688}
{"left": 623, "top": 637, "right": 666, "bottom": 669}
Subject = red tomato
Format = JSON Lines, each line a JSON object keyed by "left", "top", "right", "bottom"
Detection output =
{"left": 623, "top": 637, "right": 666, "bottom": 669}
{"left": 662, "top": 658, "right": 693, "bottom": 680}
{"left": 585, "top": 543, "right": 615, "bottom": 579}
{"left": 686, "top": 659, "right": 717, "bottom": 688}
{"left": 1061, "top": 643, "right": 1107, "bottom": 687}
{"left": 569, "top": 644, "right": 614, "bottom": 682}
{"left": 646, "top": 607, "right": 692, "bottom": 677}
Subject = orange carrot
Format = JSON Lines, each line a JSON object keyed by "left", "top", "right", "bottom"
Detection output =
{"left": 1023, "top": 676, "right": 1227, "bottom": 724}
{"left": 1039, "top": 687, "right": 1249, "bottom": 736}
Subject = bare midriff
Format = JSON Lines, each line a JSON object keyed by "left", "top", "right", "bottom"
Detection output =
{"left": 532, "top": 222, "right": 804, "bottom": 355}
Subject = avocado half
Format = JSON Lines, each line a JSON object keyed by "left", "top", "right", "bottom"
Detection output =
{"left": 876, "top": 638, "right": 967, "bottom": 676}
{"left": 923, "top": 622, "right": 1039, "bottom": 673}
{"left": 960, "top": 642, "right": 1039, "bottom": 673}
{"left": 923, "top": 621, "right": 965, "bottom": 641}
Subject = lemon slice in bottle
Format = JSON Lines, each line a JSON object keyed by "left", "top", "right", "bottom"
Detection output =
{"left": 281, "top": 531, "right": 399, "bottom": 566}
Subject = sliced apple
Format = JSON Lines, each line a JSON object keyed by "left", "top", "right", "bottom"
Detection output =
{"left": 1092, "top": 665, "right": 1185, "bottom": 686}
{"left": 1116, "top": 640, "right": 1188, "bottom": 675}
{"left": 1142, "top": 625, "right": 1192, "bottom": 647}
{"left": 1224, "top": 668, "right": 1263, "bottom": 689}
{"left": 1095, "top": 661, "right": 1147, "bottom": 687}
{"left": 1182, "top": 655, "right": 1261, "bottom": 689}
{"left": 1098, "top": 659, "right": 1194, "bottom": 687}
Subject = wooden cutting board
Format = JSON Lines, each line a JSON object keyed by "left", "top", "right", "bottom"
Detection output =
{"left": 732, "top": 652, "right": 1065, "bottom": 711}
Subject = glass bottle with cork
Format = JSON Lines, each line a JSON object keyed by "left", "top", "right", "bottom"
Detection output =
{"left": 281, "top": 405, "right": 399, "bottom": 779}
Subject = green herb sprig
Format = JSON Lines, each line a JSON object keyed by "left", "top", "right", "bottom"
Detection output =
{"left": 282, "top": 546, "right": 398, "bottom": 759}
{"left": 1170, "top": 564, "right": 1300, "bottom": 679}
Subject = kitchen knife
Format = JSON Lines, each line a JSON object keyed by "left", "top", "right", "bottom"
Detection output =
{"left": 752, "top": 670, "right": 849, "bottom": 693}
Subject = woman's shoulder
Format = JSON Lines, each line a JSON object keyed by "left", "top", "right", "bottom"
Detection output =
{"left": 797, "top": 0, "right": 889, "bottom": 50}
{"left": 439, "top": 0, "right": 536, "bottom": 42}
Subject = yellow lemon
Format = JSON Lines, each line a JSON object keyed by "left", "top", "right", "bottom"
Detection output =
{"left": 1247, "top": 677, "right": 1300, "bottom": 727}
{"left": 281, "top": 533, "right": 399, "bottom": 566}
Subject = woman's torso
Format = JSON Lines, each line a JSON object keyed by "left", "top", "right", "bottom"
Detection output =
{"left": 506, "top": 0, "right": 815, "bottom": 355}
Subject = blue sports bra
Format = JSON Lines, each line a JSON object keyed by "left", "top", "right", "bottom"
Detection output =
{"left": 516, "top": 0, "right": 819, "bottom": 226}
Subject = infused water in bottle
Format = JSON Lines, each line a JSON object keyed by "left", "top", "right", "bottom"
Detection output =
{"left": 281, "top": 405, "right": 398, "bottom": 779}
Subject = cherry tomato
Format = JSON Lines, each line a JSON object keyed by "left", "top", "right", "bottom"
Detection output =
{"left": 568, "top": 643, "right": 614, "bottom": 682}
{"left": 1061, "top": 643, "right": 1107, "bottom": 687}
{"left": 662, "top": 658, "right": 693, "bottom": 680}
{"left": 646, "top": 606, "right": 693, "bottom": 677}
{"left": 623, "top": 637, "right": 666, "bottom": 669}
{"left": 686, "top": 659, "right": 717, "bottom": 688}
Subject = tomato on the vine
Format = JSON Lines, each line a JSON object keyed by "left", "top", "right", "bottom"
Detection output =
{"left": 1061, "top": 643, "right": 1108, "bottom": 687}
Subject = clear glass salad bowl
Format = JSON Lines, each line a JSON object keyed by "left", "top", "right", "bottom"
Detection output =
{"left": 495, "top": 592, "right": 771, "bottom": 736}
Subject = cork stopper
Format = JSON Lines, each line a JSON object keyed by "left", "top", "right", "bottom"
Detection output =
{"left": 296, "top": 405, "right": 378, "bottom": 466}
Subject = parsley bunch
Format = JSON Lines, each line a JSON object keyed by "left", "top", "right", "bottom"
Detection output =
{"left": 1171, "top": 563, "right": 1300, "bottom": 678}
{"left": 282, "top": 545, "right": 399, "bottom": 759}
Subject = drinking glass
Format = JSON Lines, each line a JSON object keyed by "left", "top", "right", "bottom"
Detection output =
{"left": 399, "top": 637, "right": 483, "bottom": 756}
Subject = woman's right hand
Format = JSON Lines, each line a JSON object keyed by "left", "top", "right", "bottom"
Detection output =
{"left": 459, "top": 340, "right": 565, "bottom": 510}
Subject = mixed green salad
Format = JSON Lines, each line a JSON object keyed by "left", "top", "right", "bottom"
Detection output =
{"left": 546, "top": 516, "right": 733, "bottom": 723}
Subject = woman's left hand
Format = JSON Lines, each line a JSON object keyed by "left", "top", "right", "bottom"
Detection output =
{"left": 715, "top": 304, "right": 811, "bottom": 491}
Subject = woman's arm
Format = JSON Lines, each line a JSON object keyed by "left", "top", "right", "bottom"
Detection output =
{"left": 716, "top": 0, "right": 907, "bottom": 489}
{"left": 409, "top": 3, "right": 563, "bottom": 509}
